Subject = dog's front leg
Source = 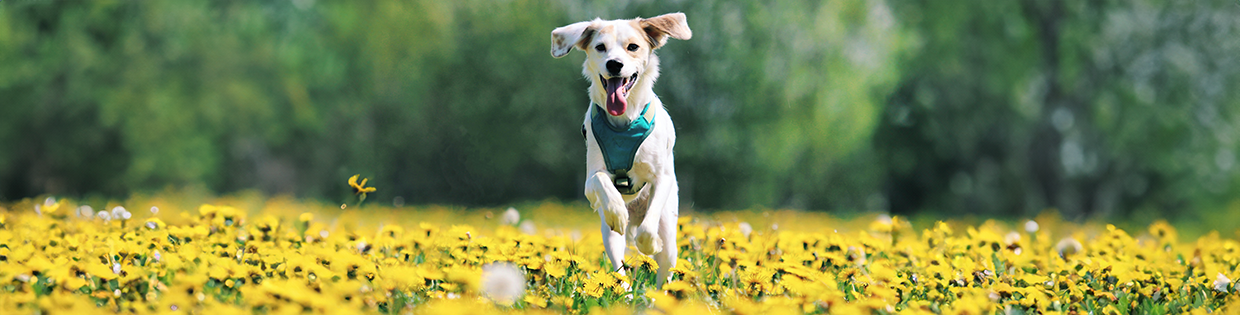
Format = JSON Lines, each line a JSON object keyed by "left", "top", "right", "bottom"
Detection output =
{"left": 600, "top": 219, "right": 627, "bottom": 273}
{"left": 585, "top": 170, "right": 629, "bottom": 235}
{"left": 587, "top": 170, "right": 629, "bottom": 273}
{"left": 634, "top": 173, "right": 675, "bottom": 256}
{"left": 654, "top": 175, "right": 679, "bottom": 288}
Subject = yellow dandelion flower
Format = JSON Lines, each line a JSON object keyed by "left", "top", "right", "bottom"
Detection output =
{"left": 582, "top": 272, "right": 613, "bottom": 298}
{"left": 870, "top": 262, "right": 898, "bottom": 283}
{"left": 522, "top": 294, "right": 547, "bottom": 308}
{"left": 551, "top": 296, "right": 575, "bottom": 308}
{"left": 544, "top": 262, "right": 566, "bottom": 278}
{"left": 85, "top": 263, "right": 118, "bottom": 281}
{"left": 349, "top": 174, "right": 377, "bottom": 195}
{"left": 662, "top": 280, "right": 694, "bottom": 299}
{"left": 582, "top": 280, "right": 606, "bottom": 298}
{"left": 1149, "top": 220, "right": 1178, "bottom": 243}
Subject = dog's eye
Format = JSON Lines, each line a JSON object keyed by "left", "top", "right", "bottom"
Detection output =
{"left": 595, "top": 44, "right": 605, "bottom": 52}
{"left": 627, "top": 43, "right": 639, "bottom": 51}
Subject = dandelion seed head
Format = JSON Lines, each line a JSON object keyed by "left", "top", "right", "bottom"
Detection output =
{"left": 1215, "top": 273, "right": 1232, "bottom": 293}
{"left": 501, "top": 207, "right": 520, "bottom": 225}
{"left": 738, "top": 222, "right": 752, "bottom": 238}
{"left": 112, "top": 263, "right": 122, "bottom": 275}
{"left": 111, "top": 206, "right": 131, "bottom": 221}
{"left": 1025, "top": 220, "right": 1039, "bottom": 233}
{"left": 519, "top": 221, "right": 537, "bottom": 235}
{"left": 79, "top": 205, "right": 94, "bottom": 219}
{"left": 481, "top": 262, "right": 526, "bottom": 306}
{"left": 37, "top": 197, "right": 57, "bottom": 215}
{"left": 1056, "top": 237, "right": 1083, "bottom": 258}
{"left": 877, "top": 214, "right": 892, "bottom": 225}
{"left": 150, "top": 206, "right": 159, "bottom": 215}
{"left": 1004, "top": 232, "right": 1021, "bottom": 245}
{"left": 98, "top": 211, "right": 112, "bottom": 221}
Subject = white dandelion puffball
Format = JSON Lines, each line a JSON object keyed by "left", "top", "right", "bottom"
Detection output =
{"left": 481, "top": 262, "right": 526, "bottom": 305}
{"left": 97, "top": 211, "right": 112, "bottom": 221}
{"left": 519, "top": 221, "right": 537, "bottom": 235}
{"left": 111, "top": 206, "right": 130, "bottom": 220}
{"left": 79, "top": 206, "right": 94, "bottom": 219}
{"left": 738, "top": 222, "right": 753, "bottom": 238}
{"left": 1055, "top": 237, "right": 1083, "bottom": 258}
{"left": 1215, "top": 273, "right": 1232, "bottom": 293}
{"left": 1004, "top": 232, "right": 1021, "bottom": 245}
{"left": 1024, "top": 220, "right": 1039, "bottom": 233}
{"left": 150, "top": 206, "right": 159, "bottom": 215}
{"left": 500, "top": 207, "right": 520, "bottom": 225}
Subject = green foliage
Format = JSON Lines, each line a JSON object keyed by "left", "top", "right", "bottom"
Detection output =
{"left": 0, "top": 1, "right": 909, "bottom": 210}
{"left": 875, "top": 0, "right": 1240, "bottom": 222}
{"left": 1, "top": 0, "right": 1239, "bottom": 223}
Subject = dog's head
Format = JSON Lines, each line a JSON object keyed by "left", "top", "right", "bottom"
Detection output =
{"left": 551, "top": 13, "right": 691, "bottom": 117}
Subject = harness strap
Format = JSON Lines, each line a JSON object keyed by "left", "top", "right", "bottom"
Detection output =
{"left": 588, "top": 102, "right": 655, "bottom": 195}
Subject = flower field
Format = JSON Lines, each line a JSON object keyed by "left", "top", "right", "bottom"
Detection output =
{"left": 1, "top": 195, "right": 1239, "bottom": 314}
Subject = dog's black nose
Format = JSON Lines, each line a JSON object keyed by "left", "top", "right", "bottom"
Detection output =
{"left": 605, "top": 60, "right": 623, "bottom": 76}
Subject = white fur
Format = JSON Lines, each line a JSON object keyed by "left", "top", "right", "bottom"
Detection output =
{"left": 551, "top": 13, "right": 691, "bottom": 288}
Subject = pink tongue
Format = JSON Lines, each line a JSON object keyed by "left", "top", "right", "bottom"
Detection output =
{"left": 605, "top": 78, "right": 627, "bottom": 116}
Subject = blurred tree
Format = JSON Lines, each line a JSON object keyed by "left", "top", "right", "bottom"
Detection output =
{"left": 596, "top": 0, "right": 914, "bottom": 210}
{"left": 0, "top": 0, "right": 910, "bottom": 210}
{"left": 877, "top": 0, "right": 1240, "bottom": 219}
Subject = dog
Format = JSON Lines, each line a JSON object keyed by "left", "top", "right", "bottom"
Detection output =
{"left": 550, "top": 12, "right": 691, "bottom": 288}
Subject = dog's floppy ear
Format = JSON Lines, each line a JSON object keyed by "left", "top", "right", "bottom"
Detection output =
{"left": 551, "top": 20, "right": 596, "bottom": 58}
{"left": 640, "top": 12, "right": 692, "bottom": 49}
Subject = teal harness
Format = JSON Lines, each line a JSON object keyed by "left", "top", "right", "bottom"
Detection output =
{"left": 587, "top": 102, "right": 654, "bottom": 195}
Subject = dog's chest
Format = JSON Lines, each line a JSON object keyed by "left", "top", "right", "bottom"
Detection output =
{"left": 583, "top": 106, "right": 672, "bottom": 193}
{"left": 589, "top": 104, "right": 656, "bottom": 176}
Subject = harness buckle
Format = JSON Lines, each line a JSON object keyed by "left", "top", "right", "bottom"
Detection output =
{"left": 613, "top": 173, "right": 640, "bottom": 195}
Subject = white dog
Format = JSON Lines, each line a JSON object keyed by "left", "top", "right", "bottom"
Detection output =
{"left": 551, "top": 13, "right": 691, "bottom": 287}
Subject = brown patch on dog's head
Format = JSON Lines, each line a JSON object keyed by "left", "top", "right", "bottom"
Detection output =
{"left": 551, "top": 19, "right": 599, "bottom": 58}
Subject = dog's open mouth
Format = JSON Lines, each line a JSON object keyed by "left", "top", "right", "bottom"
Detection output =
{"left": 602, "top": 73, "right": 638, "bottom": 116}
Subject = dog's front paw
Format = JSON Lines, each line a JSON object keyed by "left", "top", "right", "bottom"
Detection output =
{"left": 602, "top": 199, "right": 628, "bottom": 235}
{"left": 634, "top": 224, "right": 662, "bottom": 255}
